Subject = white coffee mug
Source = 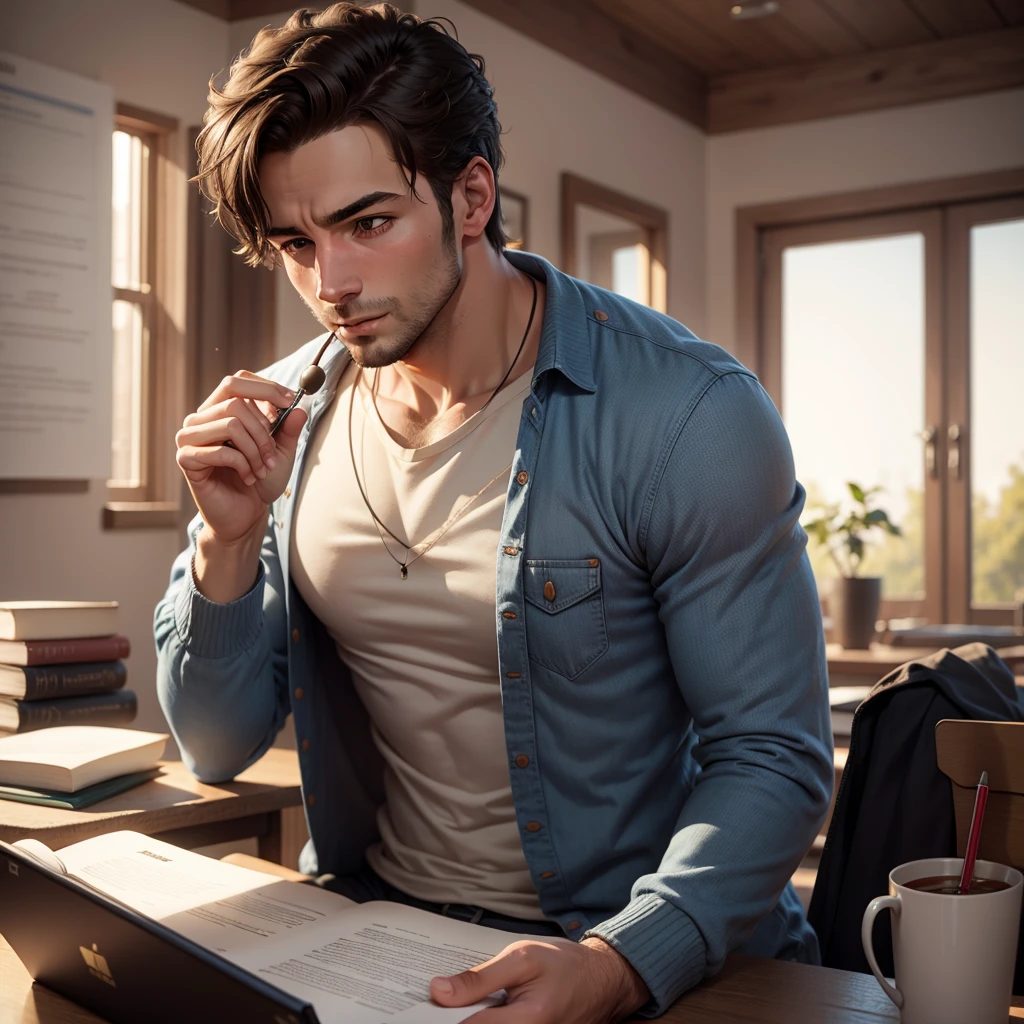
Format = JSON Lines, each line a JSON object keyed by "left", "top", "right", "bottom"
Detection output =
{"left": 861, "top": 856, "right": 1022, "bottom": 1024}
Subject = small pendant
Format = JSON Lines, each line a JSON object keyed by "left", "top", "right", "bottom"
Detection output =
{"left": 400, "top": 565, "right": 408, "bottom": 580}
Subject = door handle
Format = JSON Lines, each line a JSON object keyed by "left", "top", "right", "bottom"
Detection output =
{"left": 947, "top": 423, "right": 962, "bottom": 479}
{"left": 919, "top": 427, "right": 938, "bottom": 478}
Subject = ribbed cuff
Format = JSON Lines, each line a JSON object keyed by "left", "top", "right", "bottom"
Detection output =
{"left": 173, "top": 556, "right": 266, "bottom": 659}
{"left": 584, "top": 894, "right": 707, "bottom": 1016}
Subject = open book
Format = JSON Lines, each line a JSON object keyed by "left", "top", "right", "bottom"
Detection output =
{"left": 12, "top": 830, "right": 517, "bottom": 1023}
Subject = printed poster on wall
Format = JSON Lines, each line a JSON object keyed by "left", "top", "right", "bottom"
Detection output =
{"left": 0, "top": 51, "right": 113, "bottom": 479}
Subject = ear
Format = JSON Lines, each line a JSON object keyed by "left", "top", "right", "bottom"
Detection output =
{"left": 452, "top": 157, "right": 496, "bottom": 241}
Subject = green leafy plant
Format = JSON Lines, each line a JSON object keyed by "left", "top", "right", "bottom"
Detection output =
{"left": 803, "top": 482, "right": 902, "bottom": 578}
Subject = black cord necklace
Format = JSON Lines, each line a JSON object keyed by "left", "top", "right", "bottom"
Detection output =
{"left": 348, "top": 275, "right": 539, "bottom": 579}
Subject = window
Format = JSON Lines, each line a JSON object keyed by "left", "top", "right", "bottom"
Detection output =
{"left": 741, "top": 171, "right": 1024, "bottom": 626}
{"left": 561, "top": 173, "right": 668, "bottom": 313}
{"left": 104, "top": 104, "right": 180, "bottom": 528}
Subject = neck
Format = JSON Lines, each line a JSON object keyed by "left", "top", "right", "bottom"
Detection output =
{"left": 376, "top": 241, "right": 543, "bottom": 423}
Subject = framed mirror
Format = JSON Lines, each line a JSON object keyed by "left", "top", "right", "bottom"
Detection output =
{"left": 561, "top": 173, "right": 668, "bottom": 313}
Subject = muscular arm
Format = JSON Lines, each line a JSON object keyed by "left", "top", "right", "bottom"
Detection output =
{"left": 587, "top": 370, "right": 834, "bottom": 1012}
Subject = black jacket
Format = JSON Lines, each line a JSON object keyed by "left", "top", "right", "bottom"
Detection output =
{"left": 808, "top": 643, "right": 1023, "bottom": 985}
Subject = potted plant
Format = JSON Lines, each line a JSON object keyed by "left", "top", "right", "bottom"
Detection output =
{"left": 803, "top": 482, "right": 902, "bottom": 649}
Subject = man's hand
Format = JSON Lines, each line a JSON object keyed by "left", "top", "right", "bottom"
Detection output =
{"left": 429, "top": 936, "right": 650, "bottom": 1023}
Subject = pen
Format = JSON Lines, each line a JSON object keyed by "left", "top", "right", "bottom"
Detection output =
{"left": 267, "top": 337, "right": 333, "bottom": 438}
{"left": 956, "top": 770, "right": 989, "bottom": 895}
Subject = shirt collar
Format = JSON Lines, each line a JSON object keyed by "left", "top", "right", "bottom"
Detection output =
{"left": 504, "top": 250, "right": 597, "bottom": 395}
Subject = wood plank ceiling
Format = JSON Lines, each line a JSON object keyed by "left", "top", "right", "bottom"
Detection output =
{"left": 179, "top": 0, "right": 1024, "bottom": 133}
{"left": 459, "top": 0, "right": 1024, "bottom": 132}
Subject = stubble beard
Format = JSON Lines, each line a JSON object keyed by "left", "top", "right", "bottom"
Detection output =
{"left": 306, "top": 237, "right": 462, "bottom": 369}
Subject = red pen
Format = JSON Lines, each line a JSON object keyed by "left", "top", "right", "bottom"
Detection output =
{"left": 956, "top": 770, "right": 989, "bottom": 895}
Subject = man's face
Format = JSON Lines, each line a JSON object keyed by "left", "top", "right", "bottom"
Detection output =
{"left": 259, "top": 123, "right": 461, "bottom": 367}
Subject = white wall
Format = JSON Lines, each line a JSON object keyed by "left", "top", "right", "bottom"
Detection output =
{"left": 0, "top": 0, "right": 231, "bottom": 745}
{"left": 707, "top": 88, "right": 1024, "bottom": 353}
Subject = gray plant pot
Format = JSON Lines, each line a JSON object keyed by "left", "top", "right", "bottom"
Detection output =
{"left": 831, "top": 576, "right": 882, "bottom": 649}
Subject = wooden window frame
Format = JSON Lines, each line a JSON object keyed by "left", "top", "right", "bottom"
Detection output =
{"left": 736, "top": 168, "right": 1024, "bottom": 626}
{"left": 945, "top": 194, "right": 1024, "bottom": 623}
{"left": 104, "top": 103, "right": 181, "bottom": 529}
{"left": 561, "top": 173, "right": 668, "bottom": 313}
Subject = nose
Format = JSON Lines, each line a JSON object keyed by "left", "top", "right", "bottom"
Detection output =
{"left": 314, "top": 242, "right": 362, "bottom": 308}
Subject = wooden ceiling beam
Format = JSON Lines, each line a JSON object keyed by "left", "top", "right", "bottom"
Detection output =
{"left": 708, "top": 25, "right": 1024, "bottom": 133}
{"left": 457, "top": 0, "right": 707, "bottom": 131}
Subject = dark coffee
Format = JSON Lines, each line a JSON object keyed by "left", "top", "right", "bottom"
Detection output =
{"left": 904, "top": 874, "right": 1012, "bottom": 895}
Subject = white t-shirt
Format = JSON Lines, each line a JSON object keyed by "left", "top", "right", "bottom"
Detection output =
{"left": 291, "top": 360, "right": 544, "bottom": 918}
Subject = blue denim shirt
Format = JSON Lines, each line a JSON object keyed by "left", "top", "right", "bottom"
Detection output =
{"left": 155, "top": 251, "right": 833, "bottom": 1015}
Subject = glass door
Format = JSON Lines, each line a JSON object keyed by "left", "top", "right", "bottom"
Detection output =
{"left": 946, "top": 197, "right": 1024, "bottom": 624}
{"left": 761, "top": 210, "right": 944, "bottom": 624}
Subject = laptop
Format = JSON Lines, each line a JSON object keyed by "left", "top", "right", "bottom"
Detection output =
{"left": 0, "top": 839, "right": 320, "bottom": 1024}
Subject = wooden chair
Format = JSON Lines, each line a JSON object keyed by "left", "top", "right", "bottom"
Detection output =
{"left": 935, "top": 719, "right": 1024, "bottom": 871}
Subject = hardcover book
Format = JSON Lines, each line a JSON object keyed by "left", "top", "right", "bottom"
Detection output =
{"left": 0, "top": 767, "right": 160, "bottom": 809}
{"left": 0, "top": 690, "right": 137, "bottom": 736}
{"left": 0, "top": 660, "right": 127, "bottom": 700}
{"left": 0, "top": 634, "right": 131, "bottom": 667}
{"left": 0, "top": 726, "right": 167, "bottom": 792}
{"left": 0, "top": 601, "right": 118, "bottom": 641}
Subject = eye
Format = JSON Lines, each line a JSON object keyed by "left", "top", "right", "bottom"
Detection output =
{"left": 354, "top": 216, "right": 391, "bottom": 236}
{"left": 280, "top": 237, "right": 311, "bottom": 255}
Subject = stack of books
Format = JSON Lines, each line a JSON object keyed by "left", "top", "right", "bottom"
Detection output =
{"left": 0, "top": 601, "right": 134, "bottom": 738}
{"left": 0, "top": 725, "right": 168, "bottom": 808}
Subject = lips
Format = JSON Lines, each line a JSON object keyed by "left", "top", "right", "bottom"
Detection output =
{"left": 338, "top": 313, "right": 385, "bottom": 328}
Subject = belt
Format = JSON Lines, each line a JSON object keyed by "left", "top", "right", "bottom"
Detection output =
{"left": 439, "top": 902, "right": 486, "bottom": 925}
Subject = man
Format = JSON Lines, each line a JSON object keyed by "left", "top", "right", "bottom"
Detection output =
{"left": 155, "top": 4, "right": 833, "bottom": 1021}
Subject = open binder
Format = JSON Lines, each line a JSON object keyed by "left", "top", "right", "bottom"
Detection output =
{"left": 0, "top": 838, "right": 319, "bottom": 1024}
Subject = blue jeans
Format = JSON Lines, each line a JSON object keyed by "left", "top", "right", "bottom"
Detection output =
{"left": 314, "top": 864, "right": 565, "bottom": 938}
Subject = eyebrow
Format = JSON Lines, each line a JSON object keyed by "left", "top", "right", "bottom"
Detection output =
{"left": 267, "top": 191, "right": 404, "bottom": 237}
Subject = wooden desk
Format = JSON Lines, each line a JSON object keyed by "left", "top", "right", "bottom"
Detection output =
{"left": 827, "top": 642, "right": 1024, "bottom": 685}
{"left": 0, "top": 748, "right": 302, "bottom": 862}
{"left": 2, "top": 937, "right": 1022, "bottom": 1023}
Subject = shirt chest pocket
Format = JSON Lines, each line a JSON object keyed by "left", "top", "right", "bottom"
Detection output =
{"left": 523, "top": 559, "right": 608, "bottom": 680}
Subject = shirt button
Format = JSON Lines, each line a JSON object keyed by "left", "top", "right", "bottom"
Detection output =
{"left": 539, "top": 871, "right": 555, "bottom": 879}
{"left": 515, "top": 754, "right": 530, "bottom": 769}
{"left": 292, "top": 628, "right": 301, "bottom": 643}
{"left": 543, "top": 581, "right": 556, "bottom": 602}
{"left": 301, "top": 739, "right": 310, "bottom": 752}
{"left": 285, "top": 488, "right": 292, "bottom": 498}
{"left": 307, "top": 793, "right": 316, "bottom": 807}
{"left": 567, "top": 920, "right": 582, "bottom": 930}
{"left": 294, "top": 687, "right": 304, "bottom": 700}
{"left": 516, "top": 470, "right": 529, "bottom": 485}
{"left": 525, "top": 821, "right": 542, "bottom": 833}
{"left": 594, "top": 310, "right": 608, "bottom": 321}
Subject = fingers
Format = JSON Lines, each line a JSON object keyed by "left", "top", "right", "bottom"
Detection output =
{"left": 179, "top": 392, "right": 284, "bottom": 475}
{"left": 431, "top": 942, "right": 541, "bottom": 1008}
{"left": 177, "top": 413, "right": 269, "bottom": 482}
{"left": 176, "top": 443, "right": 260, "bottom": 487}
{"left": 269, "top": 406, "right": 308, "bottom": 457}
{"left": 199, "top": 371, "right": 295, "bottom": 414}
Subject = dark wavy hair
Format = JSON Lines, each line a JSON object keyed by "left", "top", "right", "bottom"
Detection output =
{"left": 196, "top": 2, "right": 505, "bottom": 266}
